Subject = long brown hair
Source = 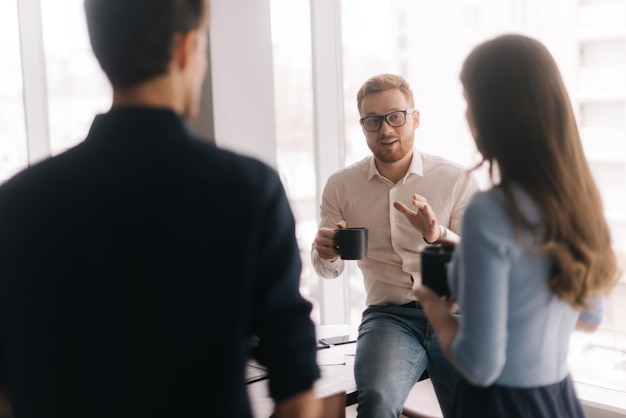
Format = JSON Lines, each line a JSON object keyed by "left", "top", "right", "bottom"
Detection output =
{"left": 460, "top": 34, "right": 619, "bottom": 308}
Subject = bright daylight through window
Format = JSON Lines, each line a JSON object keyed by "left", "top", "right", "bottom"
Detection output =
{"left": 0, "top": 0, "right": 28, "bottom": 181}
{"left": 1, "top": 0, "right": 624, "bottom": 412}
{"left": 271, "top": 0, "right": 626, "bottom": 407}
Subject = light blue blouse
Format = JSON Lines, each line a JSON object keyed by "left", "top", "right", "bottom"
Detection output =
{"left": 448, "top": 186, "right": 603, "bottom": 388}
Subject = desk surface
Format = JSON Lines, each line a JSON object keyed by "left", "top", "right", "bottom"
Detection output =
{"left": 248, "top": 324, "right": 358, "bottom": 418}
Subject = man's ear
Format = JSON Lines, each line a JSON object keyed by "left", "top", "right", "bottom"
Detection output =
{"left": 412, "top": 109, "right": 421, "bottom": 129}
{"left": 173, "top": 30, "right": 197, "bottom": 72}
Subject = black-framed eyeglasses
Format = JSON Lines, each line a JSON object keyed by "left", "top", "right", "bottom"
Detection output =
{"left": 359, "top": 108, "right": 416, "bottom": 132}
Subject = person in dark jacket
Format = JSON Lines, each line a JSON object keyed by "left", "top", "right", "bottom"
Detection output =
{"left": 0, "top": 1, "right": 321, "bottom": 417}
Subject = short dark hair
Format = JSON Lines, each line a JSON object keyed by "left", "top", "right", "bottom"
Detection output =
{"left": 84, "top": 0, "right": 207, "bottom": 88}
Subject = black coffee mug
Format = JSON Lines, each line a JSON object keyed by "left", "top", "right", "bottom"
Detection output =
{"left": 334, "top": 227, "right": 368, "bottom": 260}
{"left": 420, "top": 244, "right": 454, "bottom": 297}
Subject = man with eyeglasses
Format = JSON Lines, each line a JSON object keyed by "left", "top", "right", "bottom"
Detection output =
{"left": 312, "top": 73, "right": 480, "bottom": 418}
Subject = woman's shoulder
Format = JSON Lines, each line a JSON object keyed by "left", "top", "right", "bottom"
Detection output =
{"left": 466, "top": 187, "right": 507, "bottom": 214}
{"left": 469, "top": 184, "right": 541, "bottom": 223}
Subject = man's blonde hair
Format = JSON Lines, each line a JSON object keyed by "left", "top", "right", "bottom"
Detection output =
{"left": 356, "top": 74, "right": 415, "bottom": 114}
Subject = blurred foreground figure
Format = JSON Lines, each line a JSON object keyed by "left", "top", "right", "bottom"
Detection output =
{"left": 407, "top": 34, "right": 619, "bottom": 418}
{"left": 0, "top": 1, "right": 321, "bottom": 417}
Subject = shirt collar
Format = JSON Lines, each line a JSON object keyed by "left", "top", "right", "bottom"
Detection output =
{"left": 86, "top": 106, "right": 193, "bottom": 143}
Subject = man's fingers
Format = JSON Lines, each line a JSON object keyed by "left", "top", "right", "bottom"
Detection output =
{"left": 393, "top": 201, "right": 415, "bottom": 216}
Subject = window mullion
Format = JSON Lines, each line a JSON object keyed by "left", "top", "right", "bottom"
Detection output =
{"left": 310, "top": 0, "right": 350, "bottom": 325}
{"left": 17, "top": 0, "right": 50, "bottom": 165}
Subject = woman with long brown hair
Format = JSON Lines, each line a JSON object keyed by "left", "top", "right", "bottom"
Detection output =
{"left": 395, "top": 33, "right": 619, "bottom": 417}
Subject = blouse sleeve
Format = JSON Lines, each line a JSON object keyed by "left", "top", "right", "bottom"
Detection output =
{"left": 449, "top": 192, "right": 512, "bottom": 386}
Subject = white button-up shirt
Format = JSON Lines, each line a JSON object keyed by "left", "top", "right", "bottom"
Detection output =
{"left": 311, "top": 149, "right": 480, "bottom": 306}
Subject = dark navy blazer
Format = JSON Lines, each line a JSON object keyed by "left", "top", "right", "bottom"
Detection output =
{"left": 0, "top": 107, "right": 320, "bottom": 417}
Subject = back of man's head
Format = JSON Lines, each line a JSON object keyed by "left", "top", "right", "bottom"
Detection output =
{"left": 84, "top": 0, "right": 207, "bottom": 89}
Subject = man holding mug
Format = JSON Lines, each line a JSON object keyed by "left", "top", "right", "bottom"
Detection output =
{"left": 311, "top": 73, "right": 480, "bottom": 418}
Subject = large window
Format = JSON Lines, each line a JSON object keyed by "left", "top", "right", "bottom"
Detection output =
{"left": 0, "top": 0, "right": 109, "bottom": 185}
{"left": 272, "top": 0, "right": 626, "bottom": 407}
{"left": 340, "top": 0, "right": 626, "bottom": 401}
{"left": 40, "top": 0, "right": 110, "bottom": 156}
{"left": 270, "top": 0, "right": 321, "bottom": 319}
{"left": 0, "top": 0, "right": 28, "bottom": 181}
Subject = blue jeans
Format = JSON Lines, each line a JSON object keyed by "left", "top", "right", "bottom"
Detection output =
{"left": 354, "top": 303, "right": 458, "bottom": 418}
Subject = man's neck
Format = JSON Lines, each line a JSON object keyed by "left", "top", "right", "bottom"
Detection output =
{"left": 112, "top": 75, "right": 183, "bottom": 114}
{"left": 376, "top": 151, "right": 413, "bottom": 184}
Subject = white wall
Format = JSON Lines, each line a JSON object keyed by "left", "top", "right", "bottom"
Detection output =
{"left": 208, "top": 0, "right": 278, "bottom": 169}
